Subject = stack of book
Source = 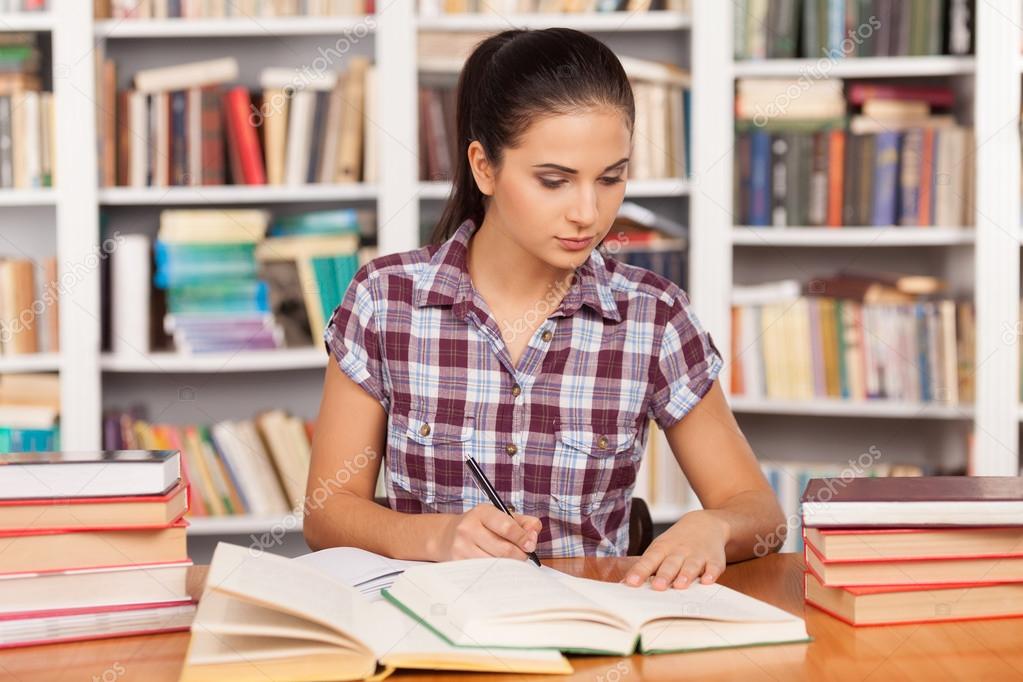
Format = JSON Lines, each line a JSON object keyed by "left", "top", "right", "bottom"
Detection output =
{"left": 418, "top": 0, "right": 690, "bottom": 15}
{"left": 257, "top": 208, "right": 374, "bottom": 346}
{"left": 96, "top": 0, "right": 373, "bottom": 18}
{"left": 99, "top": 56, "right": 377, "bottom": 188}
{"left": 735, "top": 79, "right": 974, "bottom": 228}
{"left": 734, "top": 0, "right": 973, "bottom": 60}
{"left": 0, "top": 373, "right": 59, "bottom": 452}
{"left": 802, "top": 476, "right": 1023, "bottom": 626}
{"left": 599, "top": 201, "right": 687, "bottom": 286}
{"left": 0, "top": 450, "right": 195, "bottom": 648}
{"left": 154, "top": 208, "right": 284, "bottom": 353}
{"left": 0, "top": 32, "right": 53, "bottom": 190}
{"left": 105, "top": 408, "right": 320, "bottom": 518}
{"left": 417, "top": 44, "right": 688, "bottom": 181}
{"left": 0, "top": 256, "right": 59, "bottom": 354}
{"left": 730, "top": 273, "right": 975, "bottom": 404}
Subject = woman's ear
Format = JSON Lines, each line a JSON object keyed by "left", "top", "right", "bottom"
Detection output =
{"left": 466, "top": 140, "right": 496, "bottom": 197}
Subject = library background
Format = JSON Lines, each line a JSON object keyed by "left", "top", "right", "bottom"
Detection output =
{"left": 0, "top": 0, "right": 1018, "bottom": 561}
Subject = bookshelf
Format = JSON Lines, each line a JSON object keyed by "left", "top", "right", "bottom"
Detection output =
{"left": 30, "top": 1, "right": 1023, "bottom": 556}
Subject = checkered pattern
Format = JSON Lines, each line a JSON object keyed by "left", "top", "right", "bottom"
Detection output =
{"left": 324, "top": 218, "right": 722, "bottom": 557}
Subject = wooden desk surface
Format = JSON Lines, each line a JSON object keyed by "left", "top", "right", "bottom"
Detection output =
{"left": 1, "top": 553, "right": 1022, "bottom": 682}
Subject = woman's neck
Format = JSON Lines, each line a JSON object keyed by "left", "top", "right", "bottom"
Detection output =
{"left": 466, "top": 216, "right": 578, "bottom": 310}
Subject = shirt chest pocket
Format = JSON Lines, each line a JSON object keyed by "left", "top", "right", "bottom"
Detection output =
{"left": 550, "top": 420, "right": 640, "bottom": 515}
{"left": 386, "top": 408, "right": 475, "bottom": 508}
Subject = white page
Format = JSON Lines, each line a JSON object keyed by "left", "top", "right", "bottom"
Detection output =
{"left": 552, "top": 571, "right": 801, "bottom": 629}
{"left": 294, "top": 546, "right": 427, "bottom": 595}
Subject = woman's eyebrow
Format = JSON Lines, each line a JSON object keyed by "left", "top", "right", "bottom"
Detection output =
{"left": 532, "top": 158, "right": 629, "bottom": 174}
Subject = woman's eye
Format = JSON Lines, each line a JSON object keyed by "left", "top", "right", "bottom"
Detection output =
{"left": 539, "top": 178, "right": 565, "bottom": 189}
{"left": 600, "top": 177, "right": 624, "bottom": 185}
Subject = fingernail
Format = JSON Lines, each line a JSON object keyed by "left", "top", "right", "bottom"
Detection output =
{"left": 677, "top": 576, "right": 688, "bottom": 585}
{"left": 626, "top": 574, "right": 641, "bottom": 586}
{"left": 652, "top": 577, "right": 667, "bottom": 590}
{"left": 524, "top": 539, "right": 536, "bottom": 552}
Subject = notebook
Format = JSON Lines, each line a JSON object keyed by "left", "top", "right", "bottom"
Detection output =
{"left": 801, "top": 476, "right": 1023, "bottom": 527}
{"left": 382, "top": 557, "right": 811, "bottom": 656}
{"left": 178, "top": 543, "right": 572, "bottom": 681}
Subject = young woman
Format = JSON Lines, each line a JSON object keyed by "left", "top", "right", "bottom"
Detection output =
{"left": 305, "top": 27, "right": 786, "bottom": 591}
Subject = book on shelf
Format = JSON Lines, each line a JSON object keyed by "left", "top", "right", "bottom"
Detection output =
{"left": 735, "top": 78, "right": 974, "bottom": 229}
{"left": 734, "top": 0, "right": 973, "bottom": 60}
{"left": 730, "top": 274, "right": 975, "bottom": 405}
{"left": 0, "top": 373, "right": 59, "bottom": 453}
{"left": 106, "top": 408, "right": 320, "bottom": 520}
{"left": 417, "top": 49, "right": 688, "bottom": 181}
{"left": 417, "top": 0, "right": 690, "bottom": 15}
{"left": 100, "top": 56, "right": 376, "bottom": 188}
{"left": 0, "top": 256, "right": 60, "bottom": 355}
{"left": 95, "top": 0, "right": 375, "bottom": 19}
{"left": 599, "top": 201, "right": 688, "bottom": 287}
{"left": 0, "top": 1, "right": 46, "bottom": 12}
{"left": 0, "top": 33, "right": 53, "bottom": 191}
{"left": 0, "top": 449, "right": 195, "bottom": 649}
{"left": 801, "top": 475, "right": 1023, "bottom": 626}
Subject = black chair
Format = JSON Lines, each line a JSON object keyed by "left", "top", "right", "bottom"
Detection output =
{"left": 376, "top": 495, "right": 655, "bottom": 556}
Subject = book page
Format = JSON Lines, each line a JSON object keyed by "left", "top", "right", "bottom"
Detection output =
{"left": 293, "top": 546, "right": 427, "bottom": 598}
{"left": 204, "top": 542, "right": 377, "bottom": 655}
{"left": 393, "top": 557, "right": 627, "bottom": 628}
{"left": 553, "top": 571, "right": 800, "bottom": 629}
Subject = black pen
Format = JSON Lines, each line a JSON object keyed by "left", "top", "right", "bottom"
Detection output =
{"left": 465, "top": 456, "right": 542, "bottom": 567}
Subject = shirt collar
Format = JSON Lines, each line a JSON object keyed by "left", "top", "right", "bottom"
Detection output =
{"left": 413, "top": 218, "right": 621, "bottom": 323}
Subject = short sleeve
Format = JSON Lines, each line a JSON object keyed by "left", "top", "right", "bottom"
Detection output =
{"left": 648, "top": 290, "right": 724, "bottom": 430}
{"left": 323, "top": 265, "right": 389, "bottom": 410}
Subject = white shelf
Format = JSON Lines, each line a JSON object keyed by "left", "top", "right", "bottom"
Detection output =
{"left": 101, "top": 348, "right": 327, "bottom": 373}
{"left": 0, "top": 353, "right": 61, "bottom": 373}
{"left": 732, "top": 227, "right": 975, "bottom": 247}
{"left": 733, "top": 56, "right": 976, "bottom": 79}
{"left": 98, "top": 184, "right": 377, "bottom": 205}
{"left": 418, "top": 178, "right": 689, "bottom": 201}
{"left": 94, "top": 16, "right": 374, "bottom": 38}
{"left": 416, "top": 11, "right": 690, "bottom": 32}
{"left": 187, "top": 514, "right": 302, "bottom": 535}
{"left": 0, "top": 13, "right": 53, "bottom": 32}
{"left": 0, "top": 189, "right": 57, "bottom": 206}
{"left": 730, "top": 397, "right": 974, "bottom": 420}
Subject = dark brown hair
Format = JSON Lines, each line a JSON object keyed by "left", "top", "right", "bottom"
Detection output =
{"left": 429, "top": 27, "right": 635, "bottom": 245}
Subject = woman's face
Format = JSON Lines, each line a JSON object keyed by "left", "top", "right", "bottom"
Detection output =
{"left": 470, "top": 108, "right": 631, "bottom": 274}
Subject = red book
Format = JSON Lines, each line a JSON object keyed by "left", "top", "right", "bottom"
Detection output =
{"left": 223, "top": 86, "right": 266, "bottom": 185}
{"left": 801, "top": 476, "right": 1023, "bottom": 528}
{"left": 826, "top": 129, "right": 844, "bottom": 227}
{"left": 0, "top": 480, "right": 189, "bottom": 532}
{"left": 846, "top": 83, "right": 955, "bottom": 108}
{"left": 804, "top": 570, "right": 1023, "bottom": 627}
{"left": 0, "top": 600, "right": 196, "bottom": 650}
{"left": 917, "top": 127, "right": 935, "bottom": 226}
{"left": 804, "top": 538, "right": 1023, "bottom": 587}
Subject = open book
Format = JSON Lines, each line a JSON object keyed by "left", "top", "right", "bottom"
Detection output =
{"left": 178, "top": 543, "right": 571, "bottom": 681}
{"left": 383, "top": 558, "right": 811, "bottom": 656}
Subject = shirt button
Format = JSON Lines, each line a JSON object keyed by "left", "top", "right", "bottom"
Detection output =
{"left": 419, "top": 423, "right": 431, "bottom": 437}
{"left": 541, "top": 330, "right": 553, "bottom": 342}
{"left": 597, "top": 435, "right": 610, "bottom": 449}
{"left": 505, "top": 443, "right": 518, "bottom": 456}
{"left": 508, "top": 504, "right": 516, "bottom": 513}
{"left": 511, "top": 384, "right": 521, "bottom": 397}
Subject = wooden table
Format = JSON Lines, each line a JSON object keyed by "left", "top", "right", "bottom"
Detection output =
{"left": 1, "top": 553, "right": 1022, "bottom": 681}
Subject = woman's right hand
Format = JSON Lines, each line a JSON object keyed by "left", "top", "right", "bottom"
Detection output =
{"left": 432, "top": 504, "right": 542, "bottom": 561}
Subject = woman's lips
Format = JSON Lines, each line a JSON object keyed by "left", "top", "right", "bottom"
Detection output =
{"left": 556, "top": 236, "right": 593, "bottom": 251}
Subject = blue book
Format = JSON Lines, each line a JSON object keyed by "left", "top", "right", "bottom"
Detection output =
{"left": 269, "top": 209, "right": 363, "bottom": 237}
{"left": 311, "top": 256, "right": 340, "bottom": 330}
{"left": 682, "top": 88, "right": 691, "bottom": 176}
{"left": 749, "top": 130, "right": 772, "bottom": 226}
{"left": 870, "top": 131, "right": 901, "bottom": 226}
{"left": 826, "top": 0, "right": 846, "bottom": 57}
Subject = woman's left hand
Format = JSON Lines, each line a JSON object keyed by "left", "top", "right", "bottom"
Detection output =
{"left": 623, "top": 510, "right": 730, "bottom": 590}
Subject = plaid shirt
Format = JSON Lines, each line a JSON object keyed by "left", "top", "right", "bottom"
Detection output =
{"left": 324, "top": 218, "right": 722, "bottom": 557}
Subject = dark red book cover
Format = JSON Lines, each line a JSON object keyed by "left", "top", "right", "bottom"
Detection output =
{"left": 223, "top": 86, "right": 266, "bottom": 185}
